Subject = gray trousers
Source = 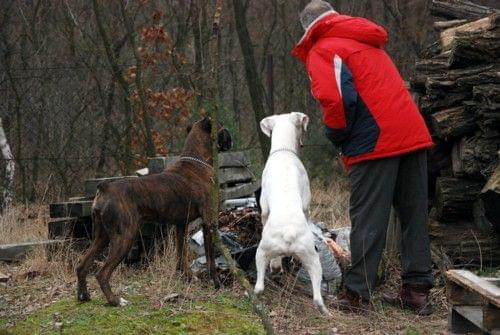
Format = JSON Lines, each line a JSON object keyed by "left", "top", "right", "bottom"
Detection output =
{"left": 344, "top": 150, "right": 434, "bottom": 300}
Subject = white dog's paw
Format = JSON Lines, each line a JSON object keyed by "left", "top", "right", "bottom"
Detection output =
{"left": 118, "top": 297, "right": 129, "bottom": 307}
{"left": 254, "top": 285, "right": 264, "bottom": 296}
{"left": 315, "top": 300, "right": 331, "bottom": 316}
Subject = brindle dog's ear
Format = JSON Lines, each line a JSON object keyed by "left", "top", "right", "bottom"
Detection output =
{"left": 186, "top": 124, "right": 193, "bottom": 134}
{"left": 201, "top": 117, "right": 212, "bottom": 133}
{"left": 218, "top": 128, "right": 232, "bottom": 152}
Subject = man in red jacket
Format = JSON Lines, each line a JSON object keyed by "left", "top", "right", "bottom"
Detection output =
{"left": 293, "top": 0, "right": 434, "bottom": 315}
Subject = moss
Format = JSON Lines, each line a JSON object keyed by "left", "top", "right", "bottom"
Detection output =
{"left": 6, "top": 294, "right": 264, "bottom": 335}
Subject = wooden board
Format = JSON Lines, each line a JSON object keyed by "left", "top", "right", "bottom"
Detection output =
{"left": 147, "top": 151, "right": 251, "bottom": 174}
{"left": 49, "top": 201, "right": 93, "bottom": 218}
{"left": 220, "top": 167, "right": 254, "bottom": 185}
{"left": 221, "top": 181, "right": 260, "bottom": 200}
{"left": 48, "top": 217, "right": 78, "bottom": 239}
{"left": 446, "top": 270, "right": 500, "bottom": 308}
{"left": 0, "top": 240, "right": 65, "bottom": 262}
{"left": 84, "top": 176, "right": 137, "bottom": 197}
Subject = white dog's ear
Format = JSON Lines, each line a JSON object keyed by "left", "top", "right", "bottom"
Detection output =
{"left": 292, "top": 112, "right": 309, "bottom": 132}
{"left": 260, "top": 116, "right": 277, "bottom": 137}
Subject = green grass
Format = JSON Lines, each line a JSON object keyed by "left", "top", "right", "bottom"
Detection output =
{"left": 4, "top": 294, "right": 265, "bottom": 335}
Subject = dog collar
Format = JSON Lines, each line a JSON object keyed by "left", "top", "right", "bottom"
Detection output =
{"left": 179, "top": 156, "right": 213, "bottom": 170}
{"left": 269, "top": 148, "right": 298, "bottom": 156}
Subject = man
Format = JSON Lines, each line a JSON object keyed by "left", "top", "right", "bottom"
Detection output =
{"left": 292, "top": 0, "right": 434, "bottom": 315}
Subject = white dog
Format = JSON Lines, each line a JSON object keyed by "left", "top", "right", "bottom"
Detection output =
{"left": 254, "top": 112, "right": 329, "bottom": 315}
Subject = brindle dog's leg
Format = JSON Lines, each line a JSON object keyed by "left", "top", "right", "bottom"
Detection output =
{"left": 175, "top": 224, "right": 191, "bottom": 278}
{"left": 201, "top": 204, "right": 220, "bottom": 289}
{"left": 96, "top": 230, "right": 136, "bottom": 306}
{"left": 76, "top": 214, "right": 109, "bottom": 302}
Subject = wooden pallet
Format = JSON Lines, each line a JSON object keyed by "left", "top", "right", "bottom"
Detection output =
{"left": 446, "top": 269, "right": 500, "bottom": 334}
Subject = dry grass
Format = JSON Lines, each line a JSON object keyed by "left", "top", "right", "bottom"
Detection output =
{"left": 0, "top": 204, "right": 48, "bottom": 244}
{"left": 0, "top": 182, "right": 448, "bottom": 334}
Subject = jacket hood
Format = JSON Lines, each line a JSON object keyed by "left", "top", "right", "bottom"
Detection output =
{"left": 292, "top": 13, "right": 388, "bottom": 63}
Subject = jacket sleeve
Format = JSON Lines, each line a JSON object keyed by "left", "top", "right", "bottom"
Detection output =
{"left": 307, "top": 50, "right": 352, "bottom": 145}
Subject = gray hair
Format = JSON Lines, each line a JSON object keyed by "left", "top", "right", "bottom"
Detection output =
{"left": 299, "top": 0, "right": 335, "bottom": 30}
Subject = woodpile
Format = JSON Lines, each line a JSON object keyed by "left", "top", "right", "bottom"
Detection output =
{"left": 219, "top": 208, "right": 262, "bottom": 247}
{"left": 411, "top": 0, "right": 500, "bottom": 267}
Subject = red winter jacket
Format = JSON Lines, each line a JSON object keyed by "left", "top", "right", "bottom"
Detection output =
{"left": 292, "top": 12, "right": 433, "bottom": 167}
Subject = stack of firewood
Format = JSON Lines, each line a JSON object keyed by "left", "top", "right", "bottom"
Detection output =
{"left": 411, "top": 0, "right": 500, "bottom": 267}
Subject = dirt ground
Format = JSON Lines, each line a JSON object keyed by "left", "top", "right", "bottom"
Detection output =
{"left": 0, "top": 182, "right": 449, "bottom": 334}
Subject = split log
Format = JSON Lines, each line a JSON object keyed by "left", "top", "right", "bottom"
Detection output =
{"left": 430, "top": 0, "right": 498, "bottom": 21}
{"left": 430, "top": 106, "right": 475, "bottom": 140}
{"left": 434, "top": 19, "right": 469, "bottom": 30}
{"left": 440, "top": 15, "right": 498, "bottom": 51}
{"left": 452, "top": 136, "right": 499, "bottom": 179}
{"left": 435, "top": 177, "right": 483, "bottom": 221}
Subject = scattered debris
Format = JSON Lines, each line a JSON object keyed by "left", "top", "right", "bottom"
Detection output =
{"left": 0, "top": 271, "right": 11, "bottom": 282}
{"left": 189, "top": 206, "right": 351, "bottom": 295}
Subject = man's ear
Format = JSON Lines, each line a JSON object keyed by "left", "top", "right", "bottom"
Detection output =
{"left": 260, "top": 115, "right": 277, "bottom": 138}
{"left": 292, "top": 112, "right": 309, "bottom": 132}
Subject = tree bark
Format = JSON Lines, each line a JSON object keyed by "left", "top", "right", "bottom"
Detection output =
{"left": 232, "top": 0, "right": 269, "bottom": 159}
{"left": 0, "top": 117, "right": 15, "bottom": 210}
{"left": 209, "top": 2, "right": 274, "bottom": 334}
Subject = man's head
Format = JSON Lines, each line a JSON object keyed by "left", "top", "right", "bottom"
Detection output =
{"left": 300, "top": 0, "right": 336, "bottom": 30}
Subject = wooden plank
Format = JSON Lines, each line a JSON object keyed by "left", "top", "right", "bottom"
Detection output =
{"left": 435, "top": 19, "right": 469, "bottom": 30}
{"left": 221, "top": 181, "right": 260, "bottom": 200}
{"left": 484, "top": 303, "right": 500, "bottom": 331}
{"left": 446, "top": 270, "right": 500, "bottom": 307}
{"left": 220, "top": 167, "right": 254, "bottom": 185}
{"left": 84, "top": 176, "right": 137, "bottom": 197}
{"left": 0, "top": 240, "right": 65, "bottom": 262}
{"left": 452, "top": 306, "right": 485, "bottom": 333}
{"left": 147, "top": 152, "right": 251, "bottom": 174}
{"left": 219, "top": 152, "right": 250, "bottom": 167}
{"left": 49, "top": 201, "right": 93, "bottom": 218}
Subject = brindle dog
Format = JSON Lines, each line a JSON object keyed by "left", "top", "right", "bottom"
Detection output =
{"left": 76, "top": 117, "right": 232, "bottom": 306}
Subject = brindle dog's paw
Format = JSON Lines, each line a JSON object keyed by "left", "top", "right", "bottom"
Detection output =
{"left": 77, "top": 291, "right": 91, "bottom": 302}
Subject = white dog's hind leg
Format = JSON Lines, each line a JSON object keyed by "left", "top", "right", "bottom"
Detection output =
{"left": 297, "top": 248, "right": 330, "bottom": 316}
{"left": 254, "top": 246, "right": 269, "bottom": 295}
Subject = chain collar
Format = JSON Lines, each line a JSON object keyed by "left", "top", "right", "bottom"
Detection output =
{"left": 269, "top": 148, "right": 298, "bottom": 157}
{"left": 179, "top": 156, "right": 213, "bottom": 170}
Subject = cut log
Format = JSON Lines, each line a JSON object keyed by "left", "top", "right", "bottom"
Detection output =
{"left": 479, "top": 163, "right": 500, "bottom": 233}
{"left": 435, "top": 19, "right": 469, "bottom": 30}
{"left": 441, "top": 15, "right": 498, "bottom": 51}
{"left": 452, "top": 136, "right": 499, "bottom": 179}
{"left": 434, "top": 177, "right": 483, "bottom": 221}
{"left": 430, "top": 106, "right": 475, "bottom": 140}
{"left": 431, "top": 0, "right": 498, "bottom": 20}
{"left": 448, "top": 29, "right": 500, "bottom": 68}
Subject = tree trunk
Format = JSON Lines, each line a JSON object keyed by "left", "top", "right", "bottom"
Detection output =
{"left": 0, "top": 117, "right": 15, "bottom": 210}
{"left": 209, "top": 3, "right": 274, "bottom": 334}
{"left": 232, "top": 0, "right": 269, "bottom": 159}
